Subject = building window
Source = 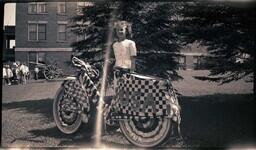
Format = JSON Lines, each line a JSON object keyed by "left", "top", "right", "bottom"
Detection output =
{"left": 38, "top": 3, "right": 47, "bottom": 13}
{"left": 28, "top": 52, "right": 46, "bottom": 70}
{"left": 28, "top": 3, "right": 37, "bottom": 14}
{"left": 28, "top": 24, "right": 37, "bottom": 40}
{"left": 9, "top": 40, "right": 15, "bottom": 49}
{"left": 28, "top": 2, "right": 47, "bottom": 14}
{"left": 38, "top": 24, "right": 46, "bottom": 40}
{"left": 38, "top": 52, "right": 46, "bottom": 64}
{"left": 57, "top": 24, "right": 67, "bottom": 41}
{"left": 193, "top": 56, "right": 198, "bottom": 64}
{"left": 193, "top": 56, "right": 199, "bottom": 70}
{"left": 178, "top": 56, "right": 186, "bottom": 70}
{"left": 28, "top": 52, "right": 37, "bottom": 65}
{"left": 57, "top": 2, "right": 66, "bottom": 14}
{"left": 28, "top": 52, "right": 46, "bottom": 64}
{"left": 193, "top": 56, "right": 207, "bottom": 70}
{"left": 28, "top": 23, "right": 46, "bottom": 41}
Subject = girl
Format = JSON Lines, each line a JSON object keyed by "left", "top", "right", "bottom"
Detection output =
{"left": 112, "top": 21, "right": 137, "bottom": 72}
{"left": 111, "top": 21, "right": 137, "bottom": 90}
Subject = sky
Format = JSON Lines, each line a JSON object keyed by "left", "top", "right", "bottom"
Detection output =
{"left": 4, "top": 3, "right": 16, "bottom": 26}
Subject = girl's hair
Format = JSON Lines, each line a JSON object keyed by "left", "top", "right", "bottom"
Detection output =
{"left": 113, "top": 21, "right": 133, "bottom": 40}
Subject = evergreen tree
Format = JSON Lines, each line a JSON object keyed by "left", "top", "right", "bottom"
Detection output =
{"left": 133, "top": 2, "right": 182, "bottom": 80}
{"left": 180, "top": 2, "right": 255, "bottom": 84}
{"left": 70, "top": 2, "right": 113, "bottom": 64}
{"left": 70, "top": 2, "right": 183, "bottom": 82}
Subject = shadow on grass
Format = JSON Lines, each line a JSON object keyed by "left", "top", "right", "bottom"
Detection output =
{"left": 2, "top": 94, "right": 255, "bottom": 148}
{"left": 2, "top": 99, "right": 54, "bottom": 123}
{"left": 28, "top": 126, "right": 94, "bottom": 146}
{"left": 2, "top": 99, "right": 97, "bottom": 146}
{"left": 1, "top": 97, "right": 125, "bottom": 147}
{"left": 179, "top": 93, "right": 255, "bottom": 148}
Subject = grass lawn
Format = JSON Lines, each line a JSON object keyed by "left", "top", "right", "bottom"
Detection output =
{"left": 170, "top": 70, "right": 255, "bottom": 148}
{"left": 179, "top": 93, "right": 255, "bottom": 148}
{"left": 2, "top": 70, "right": 254, "bottom": 148}
{"left": 172, "top": 70, "right": 253, "bottom": 96}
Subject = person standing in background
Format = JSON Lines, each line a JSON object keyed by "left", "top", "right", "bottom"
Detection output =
{"left": 34, "top": 65, "right": 39, "bottom": 80}
{"left": 16, "top": 61, "right": 21, "bottom": 84}
{"left": 12, "top": 62, "right": 18, "bottom": 84}
{"left": 24, "top": 63, "right": 30, "bottom": 82}
{"left": 6, "top": 65, "right": 13, "bottom": 85}
{"left": 19, "top": 62, "right": 26, "bottom": 84}
{"left": 3, "top": 65, "right": 7, "bottom": 85}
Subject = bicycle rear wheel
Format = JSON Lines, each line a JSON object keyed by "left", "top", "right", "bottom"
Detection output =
{"left": 119, "top": 117, "right": 171, "bottom": 147}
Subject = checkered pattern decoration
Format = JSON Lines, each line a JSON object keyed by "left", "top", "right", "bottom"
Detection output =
{"left": 63, "top": 79, "right": 90, "bottom": 114}
{"left": 109, "top": 73, "right": 171, "bottom": 119}
{"left": 62, "top": 71, "right": 100, "bottom": 114}
{"left": 80, "top": 73, "right": 100, "bottom": 103}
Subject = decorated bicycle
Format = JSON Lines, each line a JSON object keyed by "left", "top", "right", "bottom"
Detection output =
{"left": 53, "top": 56, "right": 182, "bottom": 147}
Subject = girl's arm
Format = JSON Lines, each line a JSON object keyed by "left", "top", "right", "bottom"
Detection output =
{"left": 130, "top": 40, "right": 137, "bottom": 72}
{"left": 131, "top": 56, "right": 136, "bottom": 71}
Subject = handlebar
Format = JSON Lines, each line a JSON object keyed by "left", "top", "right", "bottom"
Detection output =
{"left": 72, "top": 56, "right": 91, "bottom": 70}
{"left": 72, "top": 56, "right": 99, "bottom": 78}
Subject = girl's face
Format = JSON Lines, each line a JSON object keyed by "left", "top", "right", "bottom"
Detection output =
{"left": 116, "top": 25, "right": 126, "bottom": 40}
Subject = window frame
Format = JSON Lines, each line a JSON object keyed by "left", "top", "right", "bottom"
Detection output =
{"left": 178, "top": 55, "right": 186, "bottom": 70}
{"left": 28, "top": 2, "right": 47, "bottom": 14}
{"left": 28, "top": 22, "right": 47, "bottom": 41}
{"left": 57, "top": 23, "right": 67, "bottom": 42}
{"left": 37, "top": 2, "right": 47, "bottom": 14}
{"left": 38, "top": 52, "right": 46, "bottom": 64}
{"left": 38, "top": 24, "right": 47, "bottom": 41}
{"left": 57, "top": 2, "right": 66, "bottom": 15}
{"left": 28, "top": 52, "right": 46, "bottom": 66}
{"left": 28, "top": 3, "right": 37, "bottom": 14}
{"left": 28, "top": 23, "right": 37, "bottom": 41}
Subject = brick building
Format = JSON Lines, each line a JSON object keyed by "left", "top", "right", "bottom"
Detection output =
{"left": 15, "top": 2, "right": 90, "bottom": 74}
